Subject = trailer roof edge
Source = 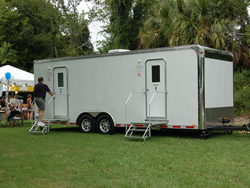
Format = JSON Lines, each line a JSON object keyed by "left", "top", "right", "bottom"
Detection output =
{"left": 33, "top": 45, "right": 233, "bottom": 64}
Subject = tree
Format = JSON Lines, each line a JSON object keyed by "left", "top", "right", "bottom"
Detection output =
{"left": 57, "top": 0, "right": 93, "bottom": 56}
{"left": 0, "top": 42, "right": 18, "bottom": 65}
{"left": 0, "top": 0, "right": 93, "bottom": 72}
{"left": 88, "top": 0, "right": 155, "bottom": 52}
{"left": 139, "top": 0, "right": 250, "bottom": 68}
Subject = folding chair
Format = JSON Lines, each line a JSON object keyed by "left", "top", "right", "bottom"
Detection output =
{"left": 5, "top": 110, "right": 23, "bottom": 127}
{"left": 7, "top": 107, "right": 24, "bottom": 127}
{"left": 11, "top": 116, "right": 23, "bottom": 126}
{"left": 0, "top": 110, "right": 5, "bottom": 127}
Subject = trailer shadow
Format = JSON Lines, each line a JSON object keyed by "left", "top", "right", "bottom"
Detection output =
{"left": 47, "top": 126, "right": 248, "bottom": 139}
{"left": 116, "top": 127, "right": 243, "bottom": 140}
{"left": 152, "top": 129, "right": 250, "bottom": 139}
{"left": 152, "top": 129, "right": 205, "bottom": 139}
{"left": 49, "top": 125, "right": 80, "bottom": 133}
{"left": 116, "top": 127, "right": 204, "bottom": 139}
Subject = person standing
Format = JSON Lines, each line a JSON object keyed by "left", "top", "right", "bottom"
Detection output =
{"left": 0, "top": 96, "right": 6, "bottom": 108}
{"left": 27, "top": 94, "right": 33, "bottom": 120}
{"left": 0, "top": 96, "right": 6, "bottom": 118}
{"left": 34, "top": 77, "right": 55, "bottom": 126}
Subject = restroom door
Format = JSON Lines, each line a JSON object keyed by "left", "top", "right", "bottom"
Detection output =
{"left": 53, "top": 67, "right": 68, "bottom": 117}
{"left": 146, "top": 59, "right": 166, "bottom": 118}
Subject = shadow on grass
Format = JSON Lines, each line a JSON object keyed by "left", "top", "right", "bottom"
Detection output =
{"left": 49, "top": 127, "right": 206, "bottom": 139}
{"left": 24, "top": 123, "right": 248, "bottom": 140}
{"left": 115, "top": 127, "right": 241, "bottom": 140}
{"left": 116, "top": 127, "right": 202, "bottom": 139}
{"left": 49, "top": 126, "right": 80, "bottom": 133}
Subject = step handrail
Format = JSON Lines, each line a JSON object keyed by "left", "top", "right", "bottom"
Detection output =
{"left": 142, "top": 124, "right": 151, "bottom": 139}
{"left": 125, "top": 91, "right": 145, "bottom": 133}
{"left": 124, "top": 123, "right": 134, "bottom": 138}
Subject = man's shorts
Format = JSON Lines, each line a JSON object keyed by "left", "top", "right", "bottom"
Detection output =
{"left": 34, "top": 97, "right": 45, "bottom": 111}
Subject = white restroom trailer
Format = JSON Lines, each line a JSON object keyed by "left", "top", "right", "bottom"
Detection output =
{"left": 33, "top": 45, "right": 234, "bottom": 137}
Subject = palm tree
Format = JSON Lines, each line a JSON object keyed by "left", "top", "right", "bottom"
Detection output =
{"left": 139, "top": 0, "right": 250, "bottom": 67}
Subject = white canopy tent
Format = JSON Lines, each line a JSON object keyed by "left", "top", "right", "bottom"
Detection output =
{"left": 0, "top": 65, "right": 34, "bottom": 92}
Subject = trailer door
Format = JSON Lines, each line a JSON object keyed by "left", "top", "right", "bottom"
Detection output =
{"left": 53, "top": 67, "right": 68, "bottom": 118}
{"left": 146, "top": 59, "right": 167, "bottom": 119}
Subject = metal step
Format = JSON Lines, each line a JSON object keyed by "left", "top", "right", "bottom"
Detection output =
{"left": 29, "top": 121, "right": 49, "bottom": 135}
{"left": 129, "top": 129, "right": 147, "bottom": 132}
{"left": 125, "top": 123, "right": 151, "bottom": 141}
{"left": 130, "top": 122, "right": 149, "bottom": 126}
{"left": 53, "top": 116, "right": 70, "bottom": 120}
{"left": 29, "top": 130, "right": 47, "bottom": 134}
{"left": 145, "top": 117, "right": 169, "bottom": 122}
{"left": 131, "top": 121, "right": 168, "bottom": 126}
{"left": 44, "top": 118, "right": 69, "bottom": 122}
{"left": 125, "top": 135, "right": 148, "bottom": 139}
{"left": 132, "top": 118, "right": 169, "bottom": 126}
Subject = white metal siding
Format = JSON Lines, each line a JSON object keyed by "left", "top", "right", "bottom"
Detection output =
{"left": 166, "top": 49, "right": 199, "bottom": 126}
{"left": 34, "top": 48, "right": 199, "bottom": 126}
{"left": 205, "top": 58, "right": 233, "bottom": 108}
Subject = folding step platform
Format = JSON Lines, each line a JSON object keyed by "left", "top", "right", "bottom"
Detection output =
{"left": 125, "top": 120, "right": 169, "bottom": 141}
{"left": 29, "top": 121, "right": 49, "bottom": 135}
{"left": 125, "top": 123, "right": 151, "bottom": 141}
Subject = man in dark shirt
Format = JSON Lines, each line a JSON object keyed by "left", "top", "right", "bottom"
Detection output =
{"left": 34, "top": 76, "right": 55, "bottom": 126}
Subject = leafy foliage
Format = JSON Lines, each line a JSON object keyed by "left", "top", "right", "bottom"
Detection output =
{"left": 89, "top": 0, "right": 250, "bottom": 68}
{"left": 234, "top": 69, "right": 250, "bottom": 116}
{"left": 139, "top": 0, "right": 250, "bottom": 68}
{"left": 88, "top": 0, "right": 155, "bottom": 52}
{"left": 0, "top": 42, "right": 18, "bottom": 65}
{"left": 0, "top": 0, "right": 93, "bottom": 72}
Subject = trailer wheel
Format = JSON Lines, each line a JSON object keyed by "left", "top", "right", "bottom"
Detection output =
{"left": 201, "top": 130, "right": 210, "bottom": 139}
{"left": 96, "top": 115, "right": 115, "bottom": 135}
{"left": 227, "top": 125, "right": 233, "bottom": 134}
{"left": 79, "top": 114, "right": 96, "bottom": 133}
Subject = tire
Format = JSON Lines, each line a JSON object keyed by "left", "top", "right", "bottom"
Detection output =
{"left": 79, "top": 114, "right": 96, "bottom": 133}
{"left": 201, "top": 130, "right": 210, "bottom": 139}
{"left": 227, "top": 125, "right": 233, "bottom": 134}
{"left": 96, "top": 115, "right": 115, "bottom": 135}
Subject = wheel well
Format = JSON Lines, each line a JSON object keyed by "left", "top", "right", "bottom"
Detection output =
{"left": 76, "top": 113, "right": 93, "bottom": 125}
{"left": 96, "top": 112, "right": 110, "bottom": 120}
{"left": 76, "top": 112, "right": 115, "bottom": 126}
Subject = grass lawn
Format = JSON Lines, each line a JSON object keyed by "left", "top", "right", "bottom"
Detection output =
{"left": 0, "top": 121, "right": 250, "bottom": 188}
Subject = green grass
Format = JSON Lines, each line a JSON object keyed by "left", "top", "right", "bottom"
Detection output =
{"left": 1, "top": 121, "right": 250, "bottom": 188}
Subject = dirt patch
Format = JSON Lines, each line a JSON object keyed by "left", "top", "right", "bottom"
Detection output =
{"left": 234, "top": 116, "right": 250, "bottom": 125}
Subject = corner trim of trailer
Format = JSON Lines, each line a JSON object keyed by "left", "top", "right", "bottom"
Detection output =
{"left": 204, "top": 49, "right": 234, "bottom": 61}
{"left": 189, "top": 46, "right": 206, "bottom": 130}
{"left": 197, "top": 47, "right": 206, "bottom": 130}
{"left": 190, "top": 46, "right": 233, "bottom": 130}
{"left": 190, "top": 46, "right": 233, "bottom": 62}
